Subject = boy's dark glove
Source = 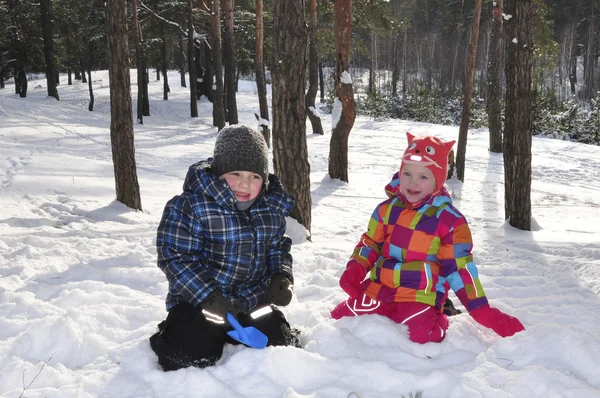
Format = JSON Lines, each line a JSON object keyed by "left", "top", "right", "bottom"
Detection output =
{"left": 269, "top": 274, "right": 293, "bottom": 306}
{"left": 201, "top": 291, "right": 238, "bottom": 326}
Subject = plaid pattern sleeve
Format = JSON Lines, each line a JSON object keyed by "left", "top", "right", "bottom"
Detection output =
{"left": 265, "top": 218, "right": 293, "bottom": 281}
{"left": 350, "top": 203, "right": 387, "bottom": 271}
{"left": 156, "top": 194, "right": 218, "bottom": 309}
{"left": 438, "top": 218, "right": 488, "bottom": 312}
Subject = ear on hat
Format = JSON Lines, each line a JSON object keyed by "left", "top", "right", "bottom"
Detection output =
{"left": 406, "top": 131, "right": 415, "bottom": 145}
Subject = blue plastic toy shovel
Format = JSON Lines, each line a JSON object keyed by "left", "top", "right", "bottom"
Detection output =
{"left": 226, "top": 312, "right": 268, "bottom": 349}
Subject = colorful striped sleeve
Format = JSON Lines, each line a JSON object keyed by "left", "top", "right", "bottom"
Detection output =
{"left": 438, "top": 218, "right": 488, "bottom": 312}
{"left": 349, "top": 203, "right": 387, "bottom": 271}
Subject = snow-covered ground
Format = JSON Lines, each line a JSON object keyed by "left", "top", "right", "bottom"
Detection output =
{"left": 1, "top": 71, "right": 599, "bottom": 398}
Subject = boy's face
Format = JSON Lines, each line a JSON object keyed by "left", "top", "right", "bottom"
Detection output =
{"left": 219, "top": 171, "right": 263, "bottom": 202}
{"left": 399, "top": 163, "right": 436, "bottom": 203}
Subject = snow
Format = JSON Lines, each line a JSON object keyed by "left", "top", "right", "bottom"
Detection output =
{"left": 332, "top": 98, "right": 342, "bottom": 130}
{"left": 512, "top": 38, "right": 518, "bottom": 44}
{"left": 308, "top": 106, "right": 321, "bottom": 119}
{"left": 503, "top": 13, "right": 513, "bottom": 21}
{"left": 1, "top": 71, "right": 600, "bottom": 398}
{"left": 340, "top": 70, "right": 352, "bottom": 85}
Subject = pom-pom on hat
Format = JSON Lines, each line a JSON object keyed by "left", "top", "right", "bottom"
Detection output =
{"left": 400, "top": 132, "right": 456, "bottom": 193}
{"left": 212, "top": 125, "right": 269, "bottom": 182}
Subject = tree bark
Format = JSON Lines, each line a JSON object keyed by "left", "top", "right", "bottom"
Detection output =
{"left": 87, "top": 42, "right": 94, "bottom": 111}
{"left": 503, "top": 0, "right": 533, "bottom": 231}
{"left": 223, "top": 0, "right": 238, "bottom": 124}
{"left": 106, "top": 0, "right": 142, "bottom": 211}
{"left": 583, "top": 1, "right": 596, "bottom": 101}
{"left": 486, "top": 0, "right": 503, "bottom": 153}
{"left": 211, "top": 0, "right": 226, "bottom": 130}
{"left": 187, "top": 0, "right": 198, "bottom": 117}
{"left": 305, "top": 0, "right": 324, "bottom": 135}
{"left": 255, "top": 0, "right": 271, "bottom": 144}
{"left": 329, "top": 0, "right": 356, "bottom": 183}
{"left": 41, "top": 0, "right": 59, "bottom": 100}
{"left": 132, "top": 0, "right": 145, "bottom": 124}
{"left": 455, "top": 0, "right": 483, "bottom": 182}
{"left": 161, "top": 23, "right": 169, "bottom": 100}
{"left": 319, "top": 61, "right": 325, "bottom": 103}
{"left": 179, "top": 33, "right": 186, "bottom": 88}
{"left": 272, "top": 0, "right": 311, "bottom": 236}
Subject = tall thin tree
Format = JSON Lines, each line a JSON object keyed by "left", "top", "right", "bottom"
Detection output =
{"left": 272, "top": 0, "right": 311, "bottom": 236}
{"left": 329, "top": 0, "right": 356, "bottom": 182}
{"left": 223, "top": 0, "right": 238, "bottom": 124}
{"left": 187, "top": 0, "right": 198, "bottom": 117}
{"left": 106, "top": 0, "right": 142, "bottom": 211}
{"left": 211, "top": 0, "right": 225, "bottom": 130}
{"left": 40, "top": 0, "right": 59, "bottom": 100}
{"left": 486, "top": 0, "right": 503, "bottom": 153}
{"left": 503, "top": 0, "right": 533, "bottom": 230}
{"left": 255, "top": 0, "right": 270, "bottom": 144}
{"left": 305, "top": 0, "right": 324, "bottom": 135}
{"left": 132, "top": 0, "right": 146, "bottom": 123}
{"left": 455, "top": 0, "right": 483, "bottom": 182}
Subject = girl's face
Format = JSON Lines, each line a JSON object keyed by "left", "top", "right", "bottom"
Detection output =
{"left": 219, "top": 171, "right": 263, "bottom": 202}
{"left": 399, "top": 163, "right": 436, "bottom": 203}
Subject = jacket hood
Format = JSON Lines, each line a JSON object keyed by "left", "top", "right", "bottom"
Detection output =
{"left": 183, "top": 159, "right": 294, "bottom": 215}
{"left": 384, "top": 171, "right": 452, "bottom": 209}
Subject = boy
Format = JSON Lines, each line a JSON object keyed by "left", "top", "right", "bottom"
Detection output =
{"left": 331, "top": 132, "right": 524, "bottom": 343}
{"left": 150, "top": 125, "right": 298, "bottom": 371}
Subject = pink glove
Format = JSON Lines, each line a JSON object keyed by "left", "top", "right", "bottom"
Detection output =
{"left": 470, "top": 304, "right": 525, "bottom": 337}
{"left": 340, "top": 261, "right": 367, "bottom": 299}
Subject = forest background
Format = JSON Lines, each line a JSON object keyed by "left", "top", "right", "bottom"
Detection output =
{"left": 1, "top": 0, "right": 599, "bottom": 145}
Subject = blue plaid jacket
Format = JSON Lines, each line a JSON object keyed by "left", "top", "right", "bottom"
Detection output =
{"left": 156, "top": 160, "right": 294, "bottom": 312}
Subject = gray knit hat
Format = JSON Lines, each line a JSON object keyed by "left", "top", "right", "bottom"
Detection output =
{"left": 211, "top": 125, "right": 269, "bottom": 181}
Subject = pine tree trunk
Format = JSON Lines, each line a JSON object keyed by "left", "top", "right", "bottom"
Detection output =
{"left": 106, "top": 0, "right": 142, "bottom": 211}
{"left": 179, "top": 34, "right": 186, "bottom": 88}
{"left": 455, "top": 0, "right": 483, "bottom": 182}
{"left": 41, "top": 0, "right": 59, "bottom": 100}
{"left": 583, "top": 2, "right": 596, "bottom": 101}
{"left": 319, "top": 61, "right": 325, "bottom": 103}
{"left": 272, "top": 0, "right": 311, "bottom": 236}
{"left": 161, "top": 23, "right": 169, "bottom": 100}
{"left": 305, "top": 0, "right": 324, "bottom": 135}
{"left": 187, "top": 0, "right": 198, "bottom": 117}
{"left": 223, "top": 0, "right": 238, "bottom": 124}
{"left": 211, "top": 0, "right": 226, "bottom": 130}
{"left": 487, "top": 0, "right": 503, "bottom": 153}
{"left": 255, "top": 0, "right": 271, "bottom": 144}
{"left": 329, "top": 0, "right": 356, "bottom": 183}
{"left": 87, "top": 42, "right": 94, "bottom": 111}
{"left": 132, "top": 0, "right": 144, "bottom": 124}
{"left": 503, "top": 0, "right": 533, "bottom": 231}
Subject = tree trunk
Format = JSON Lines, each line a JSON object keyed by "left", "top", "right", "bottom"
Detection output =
{"left": 503, "top": 0, "right": 533, "bottom": 231}
{"left": 41, "top": 0, "right": 59, "bottom": 100}
{"left": 132, "top": 0, "right": 144, "bottom": 124}
{"left": 211, "top": 0, "right": 226, "bottom": 130}
{"left": 87, "top": 42, "right": 94, "bottom": 111}
{"left": 106, "top": 0, "right": 142, "bottom": 211}
{"left": 67, "top": 69, "right": 72, "bottom": 85}
{"left": 329, "top": 0, "right": 356, "bottom": 183}
{"left": 255, "top": 0, "right": 271, "bottom": 144}
{"left": 223, "top": 0, "right": 238, "bottom": 124}
{"left": 161, "top": 23, "right": 169, "bottom": 100}
{"left": 319, "top": 61, "right": 325, "bottom": 103}
{"left": 486, "top": 0, "right": 503, "bottom": 153}
{"left": 455, "top": 0, "right": 483, "bottom": 182}
{"left": 272, "top": 0, "right": 311, "bottom": 236}
{"left": 187, "top": 0, "right": 198, "bottom": 117}
{"left": 17, "top": 69, "right": 27, "bottom": 97}
{"left": 392, "top": 32, "right": 400, "bottom": 96}
{"left": 179, "top": 33, "right": 186, "bottom": 88}
{"left": 583, "top": 2, "right": 596, "bottom": 101}
{"left": 305, "top": 0, "right": 324, "bottom": 135}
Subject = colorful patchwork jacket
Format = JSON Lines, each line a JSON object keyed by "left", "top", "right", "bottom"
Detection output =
{"left": 351, "top": 172, "right": 488, "bottom": 313}
{"left": 156, "top": 160, "right": 294, "bottom": 312}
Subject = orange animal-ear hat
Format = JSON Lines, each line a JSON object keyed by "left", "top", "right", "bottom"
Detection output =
{"left": 400, "top": 132, "right": 456, "bottom": 193}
